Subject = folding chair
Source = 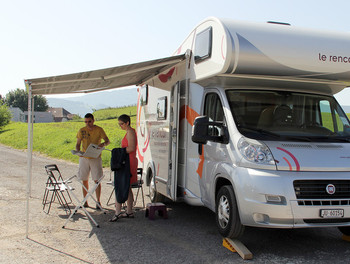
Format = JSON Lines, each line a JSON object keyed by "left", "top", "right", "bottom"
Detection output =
{"left": 131, "top": 168, "right": 145, "bottom": 209}
{"left": 42, "top": 164, "right": 72, "bottom": 214}
{"left": 106, "top": 168, "right": 145, "bottom": 209}
{"left": 106, "top": 170, "right": 115, "bottom": 206}
{"left": 62, "top": 174, "right": 106, "bottom": 228}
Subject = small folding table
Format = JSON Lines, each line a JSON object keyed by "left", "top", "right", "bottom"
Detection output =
{"left": 62, "top": 174, "right": 106, "bottom": 228}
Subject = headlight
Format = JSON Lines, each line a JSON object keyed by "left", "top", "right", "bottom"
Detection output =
{"left": 238, "top": 137, "right": 274, "bottom": 165}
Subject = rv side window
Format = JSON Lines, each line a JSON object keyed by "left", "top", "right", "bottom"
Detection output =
{"left": 194, "top": 27, "right": 212, "bottom": 63}
{"left": 320, "top": 100, "right": 346, "bottom": 133}
{"left": 157, "top": 96, "right": 167, "bottom": 120}
{"left": 141, "top": 85, "right": 148, "bottom": 106}
{"left": 204, "top": 93, "right": 224, "bottom": 137}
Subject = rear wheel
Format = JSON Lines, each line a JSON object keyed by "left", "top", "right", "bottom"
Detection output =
{"left": 216, "top": 185, "right": 245, "bottom": 238}
{"left": 338, "top": 226, "right": 350, "bottom": 236}
{"left": 148, "top": 172, "right": 165, "bottom": 203}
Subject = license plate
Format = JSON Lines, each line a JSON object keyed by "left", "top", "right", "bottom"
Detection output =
{"left": 320, "top": 209, "right": 344, "bottom": 218}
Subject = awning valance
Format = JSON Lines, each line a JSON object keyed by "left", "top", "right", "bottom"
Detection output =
{"left": 25, "top": 54, "right": 186, "bottom": 95}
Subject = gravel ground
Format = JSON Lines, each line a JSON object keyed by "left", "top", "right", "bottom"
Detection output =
{"left": 0, "top": 144, "right": 231, "bottom": 264}
{"left": 1, "top": 144, "right": 350, "bottom": 264}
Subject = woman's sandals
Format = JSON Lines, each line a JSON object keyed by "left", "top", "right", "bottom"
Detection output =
{"left": 109, "top": 212, "right": 134, "bottom": 222}
{"left": 109, "top": 212, "right": 123, "bottom": 222}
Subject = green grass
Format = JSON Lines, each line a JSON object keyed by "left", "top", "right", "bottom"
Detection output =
{"left": 0, "top": 107, "right": 137, "bottom": 167}
{"left": 322, "top": 112, "right": 346, "bottom": 131}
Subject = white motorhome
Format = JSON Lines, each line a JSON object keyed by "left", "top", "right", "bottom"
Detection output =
{"left": 136, "top": 17, "right": 350, "bottom": 238}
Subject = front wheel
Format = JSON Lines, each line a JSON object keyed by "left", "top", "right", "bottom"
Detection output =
{"left": 216, "top": 185, "right": 245, "bottom": 238}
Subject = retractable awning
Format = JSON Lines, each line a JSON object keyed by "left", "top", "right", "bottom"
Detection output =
{"left": 24, "top": 53, "right": 188, "bottom": 237}
{"left": 26, "top": 53, "right": 187, "bottom": 95}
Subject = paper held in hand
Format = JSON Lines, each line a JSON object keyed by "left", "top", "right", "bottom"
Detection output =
{"left": 71, "top": 143, "right": 105, "bottom": 158}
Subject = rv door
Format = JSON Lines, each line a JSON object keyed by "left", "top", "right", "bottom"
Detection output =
{"left": 167, "top": 82, "right": 180, "bottom": 200}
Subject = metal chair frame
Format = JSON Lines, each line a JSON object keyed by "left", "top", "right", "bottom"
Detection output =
{"left": 106, "top": 168, "right": 145, "bottom": 209}
{"left": 43, "top": 164, "right": 72, "bottom": 214}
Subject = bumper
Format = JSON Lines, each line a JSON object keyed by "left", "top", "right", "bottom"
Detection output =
{"left": 234, "top": 168, "right": 350, "bottom": 228}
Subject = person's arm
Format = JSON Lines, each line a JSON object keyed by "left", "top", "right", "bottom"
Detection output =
{"left": 125, "top": 129, "right": 136, "bottom": 153}
{"left": 76, "top": 137, "right": 82, "bottom": 152}
{"left": 98, "top": 136, "right": 110, "bottom": 148}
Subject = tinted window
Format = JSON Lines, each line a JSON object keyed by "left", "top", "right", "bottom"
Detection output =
{"left": 141, "top": 85, "right": 148, "bottom": 106}
{"left": 157, "top": 96, "right": 167, "bottom": 120}
{"left": 194, "top": 27, "right": 212, "bottom": 63}
{"left": 204, "top": 93, "right": 224, "bottom": 137}
{"left": 226, "top": 90, "right": 350, "bottom": 142}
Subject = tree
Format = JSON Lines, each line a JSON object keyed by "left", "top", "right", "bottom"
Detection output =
{"left": 5, "top": 88, "right": 48, "bottom": 112}
{"left": 0, "top": 104, "right": 11, "bottom": 129}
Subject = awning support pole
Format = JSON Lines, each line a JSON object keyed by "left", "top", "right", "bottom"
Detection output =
{"left": 25, "top": 80, "right": 33, "bottom": 238}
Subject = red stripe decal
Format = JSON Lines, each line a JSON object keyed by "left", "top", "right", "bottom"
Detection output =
{"left": 283, "top": 157, "right": 292, "bottom": 171}
{"left": 277, "top": 147, "right": 300, "bottom": 171}
{"left": 221, "top": 35, "right": 226, "bottom": 60}
{"left": 158, "top": 67, "right": 175, "bottom": 83}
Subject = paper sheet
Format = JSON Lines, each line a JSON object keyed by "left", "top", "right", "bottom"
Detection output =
{"left": 71, "top": 143, "right": 104, "bottom": 158}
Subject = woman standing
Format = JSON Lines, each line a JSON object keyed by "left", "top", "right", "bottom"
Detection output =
{"left": 110, "top": 114, "right": 138, "bottom": 222}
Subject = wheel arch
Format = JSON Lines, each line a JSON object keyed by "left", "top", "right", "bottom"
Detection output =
{"left": 215, "top": 176, "right": 232, "bottom": 201}
{"left": 145, "top": 161, "right": 156, "bottom": 186}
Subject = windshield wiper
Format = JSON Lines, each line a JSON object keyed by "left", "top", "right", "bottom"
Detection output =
{"left": 239, "top": 126, "right": 313, "bottom": 141}
{"left": 280, "top": 135, "right": 312, "bottom": 142}
{"left": 325, "top": 136, "right": 350, "bottom": 143}
{"left": 304, "top": 136, "right": 350, "bottom": 143}
{"left": 239, "top": 126, "right": 281, "bottom": 138}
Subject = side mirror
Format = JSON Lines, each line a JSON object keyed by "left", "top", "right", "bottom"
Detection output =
{"left": 192, "top": 116, "right": 229, "bottom": 145}
{"left": 192, "top": 116, "right": 210, "bottom": 144}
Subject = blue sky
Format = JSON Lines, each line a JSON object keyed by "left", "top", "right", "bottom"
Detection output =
{"left": 1, "top": 0, "right": 350, "bottom": 104}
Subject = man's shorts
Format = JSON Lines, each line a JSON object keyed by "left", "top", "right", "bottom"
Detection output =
{"left": 78, "top": 157, "right": 103, "bottom": 182}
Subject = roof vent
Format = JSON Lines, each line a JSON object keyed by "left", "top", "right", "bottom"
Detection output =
{"left": 267, "top": 21, "right": 291, "bottom": 26}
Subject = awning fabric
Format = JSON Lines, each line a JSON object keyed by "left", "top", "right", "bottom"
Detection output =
{"left": 26, "top": 54, "right": 186, "bottom": 95}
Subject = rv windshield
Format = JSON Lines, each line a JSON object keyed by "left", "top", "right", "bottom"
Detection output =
{"left": 226, "top": 90, "right": 350, "bottom": 142}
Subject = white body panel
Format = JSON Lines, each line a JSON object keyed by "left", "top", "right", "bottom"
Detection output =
{"left": 137, "top": 17, "right": 350, "bottom": 231}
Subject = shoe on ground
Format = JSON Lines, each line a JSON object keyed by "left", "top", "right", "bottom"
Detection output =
{"left": 121, "top": 212, "right": 135, "bottom": 218}
{"left": 96, "top": 202, "right": 102, "bottom": 210}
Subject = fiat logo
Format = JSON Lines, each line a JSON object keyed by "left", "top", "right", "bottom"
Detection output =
{"left": 326, "top": 184, "right": 336, "bottom": 195}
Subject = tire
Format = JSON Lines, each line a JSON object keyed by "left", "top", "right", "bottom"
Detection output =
{"left": 216, "top": 185, "right": 245, "bottom": 238}
{"left": 148, "top": 172, "right": 165, "bottom": 203}
{"left": 338, "top": 226, "right": 350, "bottom": 236}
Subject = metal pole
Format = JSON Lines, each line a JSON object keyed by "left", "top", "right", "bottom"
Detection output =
{"left": 25, "top": 80, "right": 33, "bottom": 238}
{"left": 30, "top": 96, "right": 34, "bottom": 197}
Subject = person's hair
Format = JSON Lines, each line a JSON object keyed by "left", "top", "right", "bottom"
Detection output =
{"left": 118, "top": 114, "right": 130, "bottom": 125}
{"left": 85, "top": 113, "right": 94, "bottom": 120}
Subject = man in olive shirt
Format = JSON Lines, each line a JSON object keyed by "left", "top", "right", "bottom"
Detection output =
{"left": 76, "top": 113, "right": 110, "bottom": 209}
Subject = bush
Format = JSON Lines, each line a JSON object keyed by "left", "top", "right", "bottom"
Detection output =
{"left": 0, "top": 104, "right": 11, "bottom": 129}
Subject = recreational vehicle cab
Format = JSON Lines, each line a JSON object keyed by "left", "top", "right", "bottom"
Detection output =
{"left": 136, "top": 17, "right": 350, "bottom": 238}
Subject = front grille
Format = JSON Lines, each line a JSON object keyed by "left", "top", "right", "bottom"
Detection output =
{"left": 294, "top": 180, "right": 350, "bottom": 199}
{"left": 298, "top": 200, "right": 350, "bottom": 206}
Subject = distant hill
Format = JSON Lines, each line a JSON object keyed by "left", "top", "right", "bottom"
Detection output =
{"left": 47, "top": 87, "right": 138, "bottom": 116}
